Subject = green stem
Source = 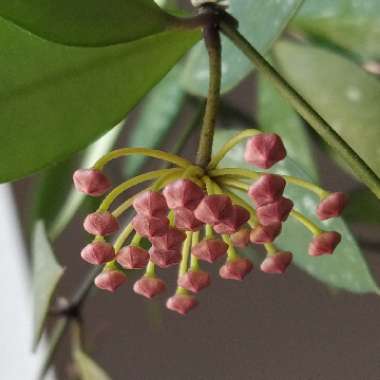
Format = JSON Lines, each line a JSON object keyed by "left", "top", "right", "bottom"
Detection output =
{"left": 220, "top": 20, "right": 380, "bottom": 199}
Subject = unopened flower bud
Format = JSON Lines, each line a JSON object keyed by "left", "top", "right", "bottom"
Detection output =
{"left": 177, "top": 270, "right": 211, "bottom": 293}
{"left": 248, "top": 174, "right": 286, "bottom": 206}
{"left": 250, "top": 223, "right": 282, "bottom": 244}
{"left": 260, "top": 251, "right": 293, "bottom": 274}
{"left": 194, "top": 195, "right": 233, "bottom": 225}
{"left": 73, "top": 169, "right": 111, "bottom": 196}
{"left": 191, "top": 239, "right": 228, "bottom": 263}
{"left": 244, "top": 133, "right": 286, "bottom": 168}
{"left": 219, "top": 258, "right": 253, "bottom": 281}
{"left": 94, "top": 270, "right": 127, "bottom": 292}
{"left": 231, "top": 228, "right": 251, "bottom": 248}
{"left": 256, "top": 197, "right": 293, "bottom": 225}
{"left": 163, "top": 179, "right": 205, "bottom": 210}
{"left": 166, "top": 294, "right": 198, "bottom": 315}
{"left": 133, "top": 276, "right": 166, "bottom": 299}
{"left": 174, "top": 208, "right": 204, "bottom": 231}
{"left": 317, "top": 192, "right": 348, "bottom": 220}
{"left": 83, "top": 212, "right": 119, "bottom": 236}
{"left": 150, "top": 227, "right": 186, "bottom": 250}
{"left": 149, "top": 247, "right": 182, "bottom": 268}
{"left": 308, "top": 231, "right": 342, "bottom": 256}
{"left": 116, "top": 246, "right": 149, "bottom": 269}
{"left": 80, "top": 241, "right": 115, "bottom": 265}
{"left": 132, "top": 215, "right": 169, "bottom": 238}
{"left": 213, "top": 205, "right": 250, "bottom": 234}
{"left": 133, "top": 190, "right": 168, "bottom": 217}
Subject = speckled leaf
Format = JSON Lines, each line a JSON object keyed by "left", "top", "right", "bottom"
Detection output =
{"left": 214, "top": 129, "right": 379, "bottom": 294}
{"left": 181, "top": 0, "right": 304, "bottom": 96}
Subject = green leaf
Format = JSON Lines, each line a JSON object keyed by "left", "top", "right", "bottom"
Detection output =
{"left": 0, "top": 18, "right": 200, "bottom": 183}
{"left": 74, "top": 349, "right": 111, "bottom": 380}
{"left": 258, "top": 75, "right": 318, "bottom": 180}
{"left": 0, "top": 0, "right": 175, "bottom": 46}
{"left": 181, "top": 0, "right": 304, "bottom": 96}
{"left": 273, "top": 41, "right": 380, "bottom": 178}
{"left": 32, "top": 221, "right": 65, "bottom": 350}
{"left": 214, "top": 129, "right": 380, "bottom": 294}
{"left": 125, "top": 66, "right": 185, "bottom": 176}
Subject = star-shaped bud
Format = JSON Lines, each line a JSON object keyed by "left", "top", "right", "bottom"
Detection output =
{"left": 250, "top": 223, "right": 282, "bottom": 244}
{"left": 256, "top": 197, "right": 293, "bottom": 225}
{"left": 177, "top": 270, "right": 211, "bottom": 293}
{"left": 73, "top": 169, "right": 111, "bottom": 197}
{"left": 317, "top": 192, "right": 348, "bottom": 220}
{"left": 80, "top": 241, "right": 115, "bottom": 265}
{"left": 260, "top": 251, "right": 293, "bottom": 274}
{"left": 244, "top": 133, "right": 286, "bottom": 169}
{"left": 230, "top": 228, "right": 251, "bottom": 248}
{"left": 248, "top": 174, "right": 286, "bottom": 207}
{"left": 94, "top": 270, "right": 127, "bottom": 292}
{"left": 116, "top": 246, "right": 149, "bottom": 269}
{"left": 163, "top": 179, "right": 205, "bottom": 210}
{"left": 150, "top": 227, "right": 186, "bottom": 250}
{"left": 133, "top": 276, "right": 166, "bottom": 299}
{"left": 133, "top": 190, "right": 168, "bottom": 218}
{"left": 149, "top": 247, "right": 182, "bottom": 268}
{"left": 219, "top": 258, "right": 253, "bottom": 281}
{"left": 166, "top": 294, "right": 198, "bottom": 315}
{"left": 174, "top": 208, "right": 204, "bottom": 231}
{"left": 83, "top": 211, "right": 119, "bottom": 236}
{"left": 132, "top": 215, "right": 169, "bottom": 238}
{"left": 194, "top": 195, "right": 233, "bottom": 225}
{"left": 191, "top": 239, "right": 228, "bottom": 263}
{"left": 308, "top": 231, "right": 342, "bottom": 256}
{"left": 213, "top": 205, "right": 250, "bottom": 234}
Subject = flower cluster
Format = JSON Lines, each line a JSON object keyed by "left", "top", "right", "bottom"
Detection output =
{"left": 73, "top": 130, "right": 347, "bottom": 315}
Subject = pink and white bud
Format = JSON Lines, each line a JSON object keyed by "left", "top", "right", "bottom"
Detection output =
{"left": 174, "top": 208, "right": 204, "bottom": 231}
{"left": 133, "top": 276, "right": 166, "bottom": 299}
{"left": 248, "top": 174, "right": 286, "bottom": 207}
{"left": 133, "top": 190, "right": 168, "bottom": 218}
{"left": 260, "top": 251, "right": 293, "bottom": 274}
{"left": 83, "top": 212, "right": 119, "bottom": 236}
{"left": 132, "top": 215, "right": 169, "bottom": 238}
{"left": 256, "top": 197, "right": 293, "bottom": 225}
{"left": 116, "top": 246, "right": 150, "bottom": 269}
{"left": 250, "top": 223, "right": 282, "bottom": 244}
{"left": 308, "top": 231, "right": 342, "bottom": 256}
{"left": 73, "top": 169, "right": 111, "bottom": 197}
{"left": 149, "top": 247, "right": 182, "bottom": 268}
{"left": 163, "top": 179, "right": 205, "bottom": 210}
{"left": 191, "top": 239, "right": 228, "bottom": 263}
{"left": 94, "top": 270, "right": 127, "bottom": 292}
{"left": 177, "top": 270, "right": 211, "bottom": 293}
{"left": 150, "top": 227, "right": 186, "bottom": 250}
{"left": 80, "top": 241, "right": 115, "bottom": 265}
{"left": 194, "top": 195, "right": 233, "bottom": 225}
{"left": 244, "top": 133, "right": 286, "bottom": 169}
{"left": 213, "top": 205, "right": 250, "bottom": 234}
{"left": 231, "top": 228, "right": 251, "bottom": 248}
{"left": 166, "top": 294, "right": 198, "bottom": 315}
{"left": 219, "top": 258, "right": 253, "bottom": 281}
{"left": 317, "top": 192, "right": 348, "bottom": 220}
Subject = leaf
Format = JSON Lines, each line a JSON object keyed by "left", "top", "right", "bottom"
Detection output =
{"left": 273, "top": 41, "right": 380, "bottom": 178}
{"left": 258, "top": 75, "right": 318, "bottom": 180}
{"left": 125, "top": 66, "right": 185, "bottom": 176}
{"left": 0, "top": 18, "right": 200, "bottom": 183}
{"left": 74, "top": 349, "right": 111, "bottom": 380}
{"left": 0, "top": 0, "right": 175, "bottom": 46}
{"left": 32, "top": 221, "right": 65, "bottom": 350}
{"left": 181, "top": 0, "right": 304, "bottom": 96}
{"left": 213, "top": 129, "right": 380, "bottom": 294}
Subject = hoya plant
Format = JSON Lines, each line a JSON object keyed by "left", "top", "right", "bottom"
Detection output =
{"left": 1, "top": 0, "right": 380, "bottom": 379}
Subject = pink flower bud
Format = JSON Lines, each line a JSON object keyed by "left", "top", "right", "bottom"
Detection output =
{"left": 213, "top": 205, "right": 250, "bottom": 234}
{"left": 132, "top": 190, "right": 168, "bottom": 218}
{"left": 80, "top": 241, "right": 115, "bottom": 265}
{"left": 163, "top": 179, "right": 205, "bottom": 210}
{"left": 132, "top": 215, "right": 169, "bottom": 238}
{"left": 248, "top": 174, "right": 286, "bottom": 206}
{"left": 133, "top": 276, "right": 166, "bottom": 299}
{"left": 230, "top": 228, "right": 251, "bottom": 248}
{"left": 191, "top": 239, "right": 228, "bottom": 263}
{"left": 194, "top": 195, "right": 233, "bottom": 225}
{"left": 149, "top": 247, "right": 182, "bottom": 268}
{"left": 83, "top": 211, "right": 119, "bottom": 236}
{"left": 166, "top": 294, "right": 198, "bottom": 315}
{"left": 260, "top": 251, "right": 293, "bottom": 274}
{"left": 317, "top": 192, "right": 348, "bottom": 220}
{"left": 174, "top": 208, "right": 204, "bottom": 231}
{"left": 244, "top": 133, "right": 286, "bottom": 169}
{"left": 256, "top": 197, "right": 293, "bottom": 225}
{"left": 150, "top": 227, "right": 186, "bottom": 250}
{"left": 250, "top": 223, "right": 282, "bottom": 244}
{"left": 73, "top": 169, "right": 111, "bottom": 196}
{"left": 308, "top": 231, "right": 342, "bottom": 256}
{"left": 177, "top": 270, "right": 211, "bottom": 293}
{"left": 219, "top": 258, "right": 253, "bottom": 281}
{"left": 94, "top": 270, "right": 127, "bottom": 292}
{"left": 116, "top": 246, "right": 150, "bottom": 269}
